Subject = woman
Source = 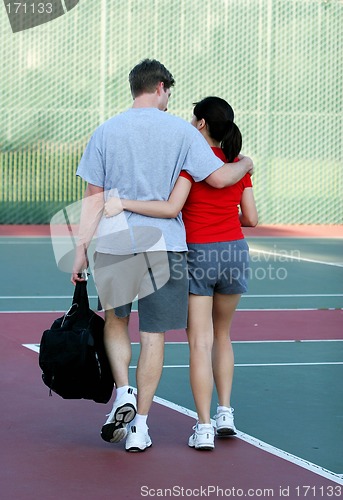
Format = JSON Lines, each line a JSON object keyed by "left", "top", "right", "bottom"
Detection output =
{"left": 104, "top": 96, "right": 258, "bottom": 450}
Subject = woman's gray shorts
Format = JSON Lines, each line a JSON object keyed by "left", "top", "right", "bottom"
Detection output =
{"left": 187, "top": 239, "right": 250, "bottom": 296}
{"left": 94, "top": 251, "right": 188, "bottom": 333}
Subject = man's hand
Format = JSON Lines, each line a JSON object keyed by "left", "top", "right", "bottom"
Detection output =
{"left": 238, "top": 154, "right": 254, "bottom": 175}
{"left": 206, "top": 154, "right": 254, "bottom": 189}
{"left": 71, "top": 245, "right": 89, "bottom": 285}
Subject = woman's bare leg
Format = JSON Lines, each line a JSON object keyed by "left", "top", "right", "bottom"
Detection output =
{"left": 212, "top": 293, "right": 241, "bottom": 407}
{"left": 187, "top": 294, "right": 214, "bottom": 424}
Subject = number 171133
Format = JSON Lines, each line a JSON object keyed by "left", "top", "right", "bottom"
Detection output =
{"left": 6, "top": 3, "right": 53, "bottom": 14}
{"left": 295, "top": 485, "right": 342, "bottom": 497}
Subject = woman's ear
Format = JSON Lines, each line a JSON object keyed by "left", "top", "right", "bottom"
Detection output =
{"left": 197, "top": 118, "right": 206, "bottom": 131}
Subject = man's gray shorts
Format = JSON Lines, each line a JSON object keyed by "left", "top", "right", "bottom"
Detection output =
{"left": 94, "top": 251, "right": 188, "bottom": 333}
{"left": 187, "top": 240, "right": 250, "bottom": 296}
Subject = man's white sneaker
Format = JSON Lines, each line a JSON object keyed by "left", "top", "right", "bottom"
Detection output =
{"left": 101, "top": 388, "right": 137, "bottom": 443}
{"left": 214, "top": 407, "right": 236, "bottom": 437}
{"left": 125, "top": 425, "right": 152, "bottom": 452}
{"left": 188, "top": 423, "right": 214, "bottom": 450}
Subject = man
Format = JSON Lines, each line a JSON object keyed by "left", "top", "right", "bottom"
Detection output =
{"left": 72, "top": 59, "right": 253, "bottom": 452}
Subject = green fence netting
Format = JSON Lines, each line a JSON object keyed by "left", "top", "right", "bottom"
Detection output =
{"left": 1, "top": 0, "right": 342, "bottom": 224}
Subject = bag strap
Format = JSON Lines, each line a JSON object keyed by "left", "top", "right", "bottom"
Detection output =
{"left": 72, "top": 280, "right": 90, "bottom": 314}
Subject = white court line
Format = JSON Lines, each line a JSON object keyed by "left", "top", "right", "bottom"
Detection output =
{"left": 23, "top": 344, "right": 342, "bottom": 367}
{"left": 242, "top": 294, "right": 343, "bottom": 298}
{"left": 23, "top": 344, "right": 40, "bottom": 353}
{"left": 2, "top": 308, "right": 342, "bottom": 313}
{"left": 129, "top": 362, "right": 343, "bottom": 368}
{"left": 22, "top": 344, "right": 343, "bottom": 484}
{"left": 2, "top": 238, "right": 342, "bottom": 266}
{"left": 142, "top": 340, "right": 343, "bottom": 347}
{"left": 165, "top": 340, "right": 343, "bottom": 345}
{"left": 249, "top": 247, "right": 343, "bottom": 268}
{"left": 232, "top": 339, "right": 343, "bottom": 344}
{"left": 156, "top": 361, "right": 343, "bottom": 368}
{"left": 0, "top": 240, "right": 51, "bottom": 244}
{"left": 0, "top": 296, "right": 99, "bottom": 299}
{"left": 1, "top": 294, "right": 342, "bottom": 299}
{"left": 151, "top": 394, "right": 343, "bottom": 486}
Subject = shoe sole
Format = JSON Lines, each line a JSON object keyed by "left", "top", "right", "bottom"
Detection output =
{"left": 189, "top": 443, "right": 214, "bottom": 450}
{"left": 126, "top": 441, "right": 152, "bottom": 453}
{"left": 216, "top": 428, "right": 237, "bottom": 437}
{"left": 195, "top": 443, "right": 214, "bottom": 450}
{"left": 101, "top": 403, "right": 137, "bottom": 443}
{"left": 188, "top": 439, "right": 214, "bottom": 450}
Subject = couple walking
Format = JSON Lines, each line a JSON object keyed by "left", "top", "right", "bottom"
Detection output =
{"left": 72, "top": 59, "right": 257, "bottom": 452}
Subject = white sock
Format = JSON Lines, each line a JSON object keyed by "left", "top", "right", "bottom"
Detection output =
{"left": 197, "top": 422, "right": 212, "bottom": 428}
{"left": 115, "top": 385, "right": 131, "bottom": 400}
{"left": 131, "top": 413, "right": 148, "bottom": 430}
{"left": 217, "top": 405, "right": 232, "bottom": 413}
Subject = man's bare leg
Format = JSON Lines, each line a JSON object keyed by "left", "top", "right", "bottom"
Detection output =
{"left": 104, "top": 309, "right": 131, "bottom": 387}
{"left": 136, "top": 331, "right": 165, "bottom": 415}
{"left": 125, "top": 331, "right": 165, "bottom": 451}
{"left": 101, "top": 310, "right": 136, "bottom": 443}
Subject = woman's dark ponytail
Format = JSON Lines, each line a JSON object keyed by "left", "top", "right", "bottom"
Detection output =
{"left": 193, "top": 96, "right": 242, "bottom": 162}
{"left": 221, "top": 121, "right": 242, "bottom": 163}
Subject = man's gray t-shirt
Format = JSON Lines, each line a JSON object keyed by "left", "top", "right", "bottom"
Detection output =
{"left": 76, "top": 107, "right": 223, "bottom": 255}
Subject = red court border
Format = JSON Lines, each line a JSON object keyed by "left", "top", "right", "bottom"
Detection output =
{"left": 1, "top": 224, "right": 343, "bottom": 238}
{"left": 2, "top": 309, "right": 342, "bottom": 343}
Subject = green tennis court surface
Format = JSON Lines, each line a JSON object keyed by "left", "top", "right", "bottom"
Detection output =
{"left": 1, "top": 236, "right": 342, "bottom": 311}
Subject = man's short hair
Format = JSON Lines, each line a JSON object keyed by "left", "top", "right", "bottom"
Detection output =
{"left": 129, "top": 59, "right": 175, "bottom": 98}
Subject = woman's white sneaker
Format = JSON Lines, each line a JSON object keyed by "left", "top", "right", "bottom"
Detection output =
{"left": 188, "top": 423, "right": 215, "bottom": 450}
{"left": 214, "top": 407, "right": 236, "bottom": 437}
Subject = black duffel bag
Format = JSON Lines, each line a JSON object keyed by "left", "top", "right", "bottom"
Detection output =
{"left": 39, "top": 280, "right": 114, "bottom": 403}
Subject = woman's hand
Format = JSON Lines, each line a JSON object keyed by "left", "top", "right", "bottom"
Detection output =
{"left": 104, "top": 197, "right": 124, "bottom": 217}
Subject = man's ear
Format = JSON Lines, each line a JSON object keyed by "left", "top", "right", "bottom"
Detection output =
{"left": 156, "top": 82, "right": 164, "bottom": 95}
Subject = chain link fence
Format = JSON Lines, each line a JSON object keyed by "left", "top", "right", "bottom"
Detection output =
{"left": 1, "top": 0, "right": 342, "bottom": 224}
